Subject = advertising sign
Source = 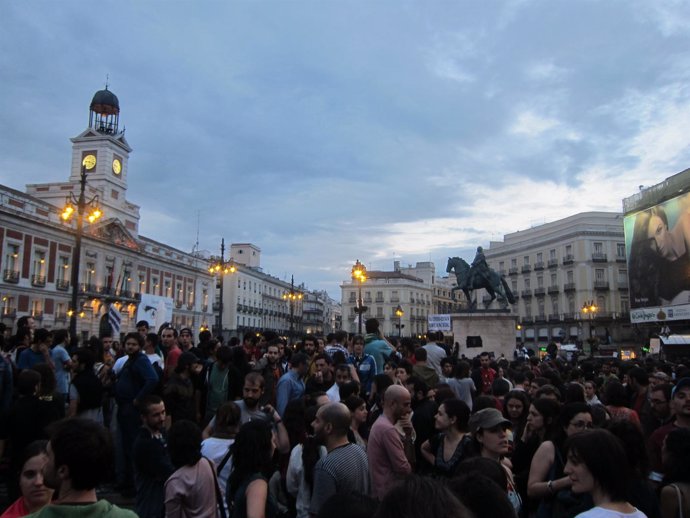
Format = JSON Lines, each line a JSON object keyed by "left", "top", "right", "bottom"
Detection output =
{"left": 624, "top": 190, "right": 690, "bottom": 323}
{"left": 136, "top": 294, "right": 174, "bottom": 330}
{"left": 428, "top": 314, "right": 451, "bottom": 332}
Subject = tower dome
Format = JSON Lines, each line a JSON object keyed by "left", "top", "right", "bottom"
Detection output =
{"left": 89, "top": 86, "right": 120, "bottom": 135}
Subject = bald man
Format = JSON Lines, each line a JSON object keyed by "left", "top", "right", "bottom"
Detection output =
{"left": 367, "top": 385, "right": 414, "bottom": 499}
{"left": 309, "top": 403, "right": 370, "bottom": 516}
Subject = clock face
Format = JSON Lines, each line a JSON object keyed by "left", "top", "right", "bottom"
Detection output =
{"left": 112, "top": 158, "right": 122, "bottom": 175}
{"left": 82, "top": 154, "right": 97, "bottom": 170}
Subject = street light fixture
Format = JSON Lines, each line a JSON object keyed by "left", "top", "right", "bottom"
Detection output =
{"left": 208, "top": 238, "right": 236, "bottom": 338}
{"left": 282, "top": 275, "right": 302, "bottom": 345}
{"left": 351, "top": 259, "right": 368, "bottom": 334}
{"left": 62, "top": 154, "right": 103, "bottom": 345}
{"left": 395, "top": 304, "right": 404, "bottom": 338}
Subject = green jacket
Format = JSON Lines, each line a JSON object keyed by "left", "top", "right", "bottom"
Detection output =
{"left": 25, "top": 500, "right": 137, "bottom": 518}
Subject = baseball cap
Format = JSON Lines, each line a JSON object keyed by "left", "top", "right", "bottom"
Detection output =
{"left": 468, "top": 408, "right": 511, "bottom": 433}
{"left": 672, "top": 377, "right": 690, "bottom": 399}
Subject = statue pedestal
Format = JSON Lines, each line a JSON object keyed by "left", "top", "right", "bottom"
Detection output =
{"left": 451, "top": 311, "right": 518, "bottom": 359}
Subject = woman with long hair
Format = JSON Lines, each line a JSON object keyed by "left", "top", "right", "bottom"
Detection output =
{"left": 201, "top": 401, "right": 242, "bottom": 500}
{"left": 660, "top": 428, "right": 690, "bottom": 518}
{"left": 564, "top": 429, "right": 647, "bottom": 517}
{"left": 228, "top": 419, "right": 278, "bottom": 518}
{"left": 528, "top": 402, "right": 594, "bottom": 518}
{"left": 343, "top": 395, "right": 368, "bottom": 449}
{"left": 503, "top": 390, "right": 530, "bottom": 441}
{"left": 420, "top": 398, "right": 474, "bottom": 478}
{"left": 0, "top": 441, "right": 53, "bottom": 518}
{"left": 165, "top": 420, "right": 220, "bottom": 517}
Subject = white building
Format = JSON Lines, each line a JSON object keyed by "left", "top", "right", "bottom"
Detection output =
{"left": 1, "top": 87, "right": 213, "bottom": 341}
{"left": 484, "top": 211, "right": 633, "bottom": 346}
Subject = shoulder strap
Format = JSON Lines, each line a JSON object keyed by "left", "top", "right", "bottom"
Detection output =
{"left": 217, "top": 444, "right": 233, "bottom": 474}
{"left": 671, "top": 484, "right": 684, "bottom": 518}
{"left": 206, "top": 457, "right": 226, "bottom": 518}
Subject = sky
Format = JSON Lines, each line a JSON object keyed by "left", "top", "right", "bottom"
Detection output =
{"left": 2, "top": 1, "right": 690, "bottom": 299}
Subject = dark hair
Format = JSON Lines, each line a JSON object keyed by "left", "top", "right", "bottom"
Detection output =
{"left": 48, "top": 418, "right": 112, "bottom": 490}
{"left": 602, "top": 419, "right": 649, "bottom": 477}
{"left": 414, "top": 348, "right": 428, "bottom": 362}
{"left": 244, "top": 371, "right": 265, "bottom": 389}
{"left": 473, "top": 395, "right": 499, "bottom": 412}
{"left": 352, "top": 334, "right": 365, "bottom": 345}
{"left": 404, "top": 376, "right": 429, "bottom": 398}
{"left": 627, "top": 367, "right": 648, "bottom": 386}
{"left": 136, "top": 320, "right": 150, "bottom": 329}
{"left": 17, "top": 369, "right": 41, "bottom": 396}
{"left": 397, "top": 360, "right": 413, "bottom": 376}
{"left": 662, "top": 428, "right": 690, "bottom": 484}
{"left": 603, "top": 380, "right": 628, "bottom": 407}
{"left": 138, "top": 394, "right": 163, "bottom": 415}
{"left": 441, "top": 398, "right": 470, "bottom": 432}
{"left": 33, "top": 363, "right": 56, "bottom": 396}
{"left": 365, "top": 318, "right": 380, "bottom": 334}
{"left": 34, "top": 328, "right": 51, "bottom": 344}
{"left": 52, "top": 329, "right": 69, "bottom": 346}
{"left": 491, "top": 378, "right": 510, "bottom": 398}
{"left": 168, "top": 420, "right": 202, "bottom": 468}
{"left": 73, "top": 348, "right": 95, "bottom": 370}
{"left": 651, "top": 383, "right": 673, "bottom": 402}
{"left": 123, "top": 332, "right": 144, "bottom": 349}
{"left": 17, "top": 440, "right": 48, "bottom": 476}
{"left": 530, "top": 397, "right": 561, "bottom": 439}
{"left": 535, "top": 384, "right": 561, "bottom": 400}
{"left": 228, "top": 420, "right": 275, "bottom": 494}
{"left": 216, "top": 345, "right": 232, "bottom": 365}
{"left": 448, "top": 473, "right": 514, "bottom": 518}
{"left": 554, "top": 402, "right": 592, "bottom": 450}
{"left": 214, "top": 401, "right": 241, "bottom": 437}
{"left": 455, "top": 361, "right": 471, "bottom": 379}
{"left": 563, "top": 382, "right": 586, "bottom": 404}
{"left": 503, "top": 390, "right": 530, "bottom": 421}
{"left": 565, "top": 429, "right": 631, "bottom": 501}
{"left": 343, "top": 395, "right": 366, "bottom": 413}
{"left": 374, "top": 475, "right": 470, "bottom": 518}
{"left": 145, "top": 332, "right": 159, "bottom": 349}
{"left": 456, "top": 456, "right": 507, "bottom": 488}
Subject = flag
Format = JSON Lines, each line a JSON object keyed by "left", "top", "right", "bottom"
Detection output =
{"left": 108, "top": 305, "right": 122, "bottom": 336}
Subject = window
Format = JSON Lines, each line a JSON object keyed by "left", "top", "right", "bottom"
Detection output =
{"left": 524, "top": 302, "right": 532, "bottom": 316}
{"left": 593, "top": 242, "right": 603, "bottom": 253}
{"left": 536, "top": 252, "right": 543, "bottom": 262}
{"left": 618, "top": 269, "right": 627, "bottom": 282}
{"left": 139, "top": 274, "right": 146, "bottom": 292}
{"left": 617, "top": 243, "right": 625, "bottom": 257}
{"left": 538, "top": 300, "right": 545, "bottom": 316}
{"left": 551, "top": 297, "right": 559, "bottom": 314}
{"left": 565, "top": 244, "right": 572, "bottom": 255}
{"left": 523, "top": 255, "right": 530, "bottom": 265}
{"left": 537, "top": 276, "right": 543, "bottom": 288}
{"left": 512, "top": 280, "right": 517, "bottom": 291}
{"left": 85, "top": 262, "right": 95, "bottom": 286}
{"left": 621, "top": 298, "right": 629, "bottom": 313}
{"left": 56, "top": 256, "right": 69, "bottom": 285}
{"left": 31, "top": 299, "right": 42, "bottom": 317}
{"left": 567, "top": 270, "right": 574, "bottom": 283}
{"left": 549, "top": 249, "right": 556, "bottom": 260}
{"left": 376, "top": 306, "right": 383, "bottom": 317}
{"left": 568, "top": 296, "right": 575, "bottom": 313}
{"left": 524, "top": 278, "right": 531, "bottom": 289}
{"left": 499, "top": 261, "right": 504, "bottom": 270}
{"left": 5, "top": 243, "right": 20, "bottom": 273}
{"left": 595, "top": 269, "right": 605, "bottom": 281}
{"left": 32, "top": 250, "right": 46, "bottom": 282}
{"left": 550, "top": 273, "right": 557, "bottom": 286}
{"left": 511, "top": 258, "right": 517, "bottom": 267}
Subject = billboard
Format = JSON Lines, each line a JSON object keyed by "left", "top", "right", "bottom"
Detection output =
{"left": 624, "top": 190, "right": 690, "bottom": 323}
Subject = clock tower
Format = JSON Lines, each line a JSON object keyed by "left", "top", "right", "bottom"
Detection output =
{"left": 27, "top": 86, "right": 141, "bottom": 236}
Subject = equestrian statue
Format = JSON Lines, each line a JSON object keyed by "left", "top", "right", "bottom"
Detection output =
{"left": 446, "top": 247, "right": 516, "bottom": 309}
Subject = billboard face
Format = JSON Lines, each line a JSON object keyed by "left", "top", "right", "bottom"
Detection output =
{"left": 625, "top": 190, "right": 690, "bottom": 323}
{"left": 136, "top": 294, "right": 174, "bottom": 331}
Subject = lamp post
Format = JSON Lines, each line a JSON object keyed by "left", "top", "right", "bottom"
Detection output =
{"left": 395, "top": 304, "right": 404, "bottom": 338}
{"left": 282, "top": 275, "right": 302, "bottom": 345}
{"left": 208, "top": 238, "right": 236, "bottom": 338}
{"left": 62, "top": 155, "right": 102, "bottom": 346}
{"left": 351, "top": 259, "right": 367, "bottom": 334}
{"left": 581, "top": 299, "right": 598, "bottom": 352}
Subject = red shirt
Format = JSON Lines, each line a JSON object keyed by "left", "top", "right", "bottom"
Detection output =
{"left": 480, "top": 367, "right": 496, "bottom": 394}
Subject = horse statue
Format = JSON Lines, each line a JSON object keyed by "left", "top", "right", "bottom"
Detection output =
{"left": 446, "top": 256, "right": 516, "bottom": 309}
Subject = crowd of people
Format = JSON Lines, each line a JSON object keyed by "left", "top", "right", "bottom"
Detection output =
{"left": 1, "top": 314, "right": 690, "bottom": 518}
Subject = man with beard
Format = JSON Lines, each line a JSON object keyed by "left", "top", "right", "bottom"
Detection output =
{"left": 160, "top": 327, "right": 181, "bottom": 379}
{"left": 253, "top": 341, "right": 284, "bottom": 406}
{"left": 34, "top": 418, "right": 136, "bottom": 517}
{"left": 309, "top": 402, "right": 370, "bottom": 517}
{"left": 235, "top": 372, "right": 290, "bottom": 454}
{"left": 648, "top": 377, "right": 690, "bottom": 480}
{"left": 163, "top": 352, "right": 202, "bottom": 425}
{"left": 133, "top": 396, "right": 174, "bottom": 518}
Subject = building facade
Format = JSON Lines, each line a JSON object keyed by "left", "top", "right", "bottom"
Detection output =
{"left": 1, "top": 88, "right": 214, "bottom": 342}
{"left": 340, "top": 260, "right": 463, "bottom": 338}
{"left": 484, "top": 211, "right": 634, "bottom": 346}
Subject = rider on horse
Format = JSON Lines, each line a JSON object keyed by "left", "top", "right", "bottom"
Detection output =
{"left": 469, "top": 246, "right": 491, "bottom": 289}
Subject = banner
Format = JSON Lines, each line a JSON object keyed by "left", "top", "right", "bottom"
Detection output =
{"left": 108, "top": 305, "right": 122, "bottom": 335}
{"left": 630, "top": 305, "right": 690, "bottom": 324}
{"left": 136, "top": 294, "right": 174, "bottom": 331}
{"left": 428, "top": 314, "right": 451, "bottom": 332}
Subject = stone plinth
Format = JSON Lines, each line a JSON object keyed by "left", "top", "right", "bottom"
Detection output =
{"left": 451, "top": 311, "right": 518, "bottom": 359}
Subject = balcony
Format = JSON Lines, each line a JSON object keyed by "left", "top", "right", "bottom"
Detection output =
{"left": 521, "top": 289, "right": 533, "bottom": 297}
{"left": 616, "top": 255, "right": 627, "bottom": 263}
{"left": 3, "top": 269, "right": 19, "bottom": 283}
{"left": 592, "top": 253, "right": 608, "bottom": 262}
{"left": 498, "top": 270, "right": 506, "bottom": 276}
{"left": 175, "top": 300, "right": 183, "bottom": 309}
{"left": 509, "top": 267, "right": 518, "bottom": 276}
{"left": 31, "top": 274, "right": 46, "bottom": 287}
{"left": 56, "top": 279, "right": 69, "bottom": 291}
{"left": 564, "top": 283, "right": 576, "bottom": 292}
{"left": 563, "top": 312, "right": 577, "bottom": 320}
{"left": 535, "top": 314, "right": 547, "bottom": 323}
{"left": 534, "top": 261, "right": 545, "bottom": 271}
{"left": 548, "top": 313, "right": 560, "bottom": 322}
{"left": 375, "top": 297, "right": 384, "bottom": 303}
{"left": 390, "top": 297, "right": 400, "bottom": 303}
{"left": 202, "top": 305, "right": 209, "bottom": 312}
{"left": 563, "top": 255, "right": 574, "bottom": 265}
{"left": 521, "top": 264, "right": 532, "bottom": 273}
{"left": 186, "top": 303, "right": 194, "bottom": 310}
{"left": 54, "top": 313, "right": 67, "bottom": 323}
{"left": 32, "top": 312, "right": 43, "bottom": 321}
{"left": 617, "top": 280, "right": 629, "bottom": 290}
{"left": 548, "top": 258, "right": 559, "bottom": 268}
{"left": 534, "top": 287, "right": 546, "bottom": 296}
{"left": 594, "top": 281, "right": 610, "bottom": 290}
{"left": 547, "top": 285, "right": 559, "bottom": 294}
{"left": 1, "top": 310, "right": 17, "bottom": 319}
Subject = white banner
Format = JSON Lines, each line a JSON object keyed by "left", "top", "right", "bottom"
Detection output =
{"left": 428, "top": 314, "right": 451, "bottom": 332}
{"left": 136, "top": 294, "right": 174, "bottom": 331}
{"left": 630, "top": 304, "right": 690, "bottom": 323}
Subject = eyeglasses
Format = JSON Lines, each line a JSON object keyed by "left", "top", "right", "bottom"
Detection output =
{"left": 569, "top": 420, "right": 593, "bottom": 430}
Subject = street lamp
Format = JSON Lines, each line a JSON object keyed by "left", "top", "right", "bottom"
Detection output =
{"left": 62, "top": 154, "right": 103, "bottom": 345}
{"left": 208, "top": 238, "right": 236, "bottom": 338}
{"left": 351, "top": 259, "right": 367, "bottom": 334}
{"left": 395, "top": 304, "right": 404, "bottom": 338}
{"left": 282, "top": 275, "right": 302, "bottom": 345}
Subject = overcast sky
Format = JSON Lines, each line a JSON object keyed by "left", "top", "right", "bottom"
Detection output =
{"left": 2, "top": 1, "right": 690, "bottom": 299}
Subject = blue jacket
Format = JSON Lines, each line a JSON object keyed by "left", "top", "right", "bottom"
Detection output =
{"left": 115, "top": 352, "right": 159, "bottom": 405}
{"left": 276, "top": 369, "right": 305, "bottom": 417}
{"left": 348, "top": 353, "right": 376, "bottom": 395}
